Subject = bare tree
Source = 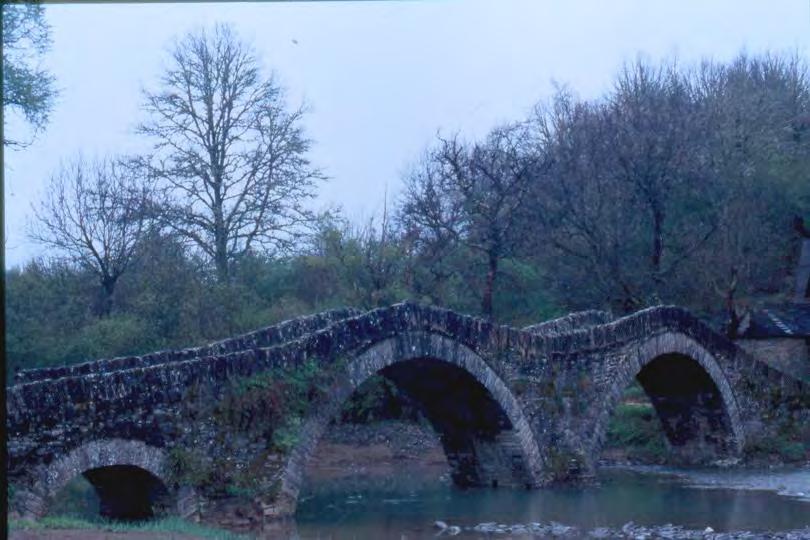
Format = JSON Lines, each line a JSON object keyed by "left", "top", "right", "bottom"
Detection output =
{"left": 690, "top": 53, "right": 810, "bottom": 334}
{"left": 529, "top": 90, "right": 645, "bottom": 311}
{"left": 529, "top": 61, "right": 718, "bottom": 312}
{"left": 137, "top": 24, "right": 323, "bottom": 282}
{"left": 29, "top": 157, "right": 152, "bottom": 316}
{"left": 400, "top": 124, "right": 539, "bottom": 317}
{"left": 528, "top": 55, "right": 810, "bottom": 315}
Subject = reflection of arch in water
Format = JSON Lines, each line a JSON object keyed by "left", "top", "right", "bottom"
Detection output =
{"left": 594, "top": 333, "right": 744, "bottom": 462}
{"left": 23, "top": 438, "right": 172, "bottom": 520}
{"left": 273, "top": 331, "right": 547, "bottom": 518}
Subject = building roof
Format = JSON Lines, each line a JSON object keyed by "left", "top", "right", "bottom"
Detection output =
{"left": 738, "top": 303, "right": 810, "bottom": 339}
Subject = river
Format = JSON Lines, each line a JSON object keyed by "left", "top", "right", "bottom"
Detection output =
{"left": 294, "top": 465, "right": 810, "bottom": 538}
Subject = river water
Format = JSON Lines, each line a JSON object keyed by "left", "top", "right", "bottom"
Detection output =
{"left": 294, "top": 466, "right": 810, "bottom": 538}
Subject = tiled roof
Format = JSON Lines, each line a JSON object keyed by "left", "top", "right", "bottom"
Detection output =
{"left": 738, "top": 302, "right": 810, "bottom": 338}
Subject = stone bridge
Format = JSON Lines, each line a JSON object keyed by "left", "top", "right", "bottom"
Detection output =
{"left": 6, "top": 303, "right": 808, "bottom": 526}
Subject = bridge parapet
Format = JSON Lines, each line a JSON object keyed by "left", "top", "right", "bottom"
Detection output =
{"left": 524, "top": 310, "right": 613, "bottom": 336}
{"left": 13, "top": 307, "right": 363, "bottom": 385}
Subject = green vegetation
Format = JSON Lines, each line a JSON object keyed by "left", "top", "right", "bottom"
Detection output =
{"left": 164, "top": 360, "right": 338, "bottom": 496}
{"left": 605, "top": 402, "right": 669, "bottom": 463}
{"left": 167, "top": 447, "right": 214, "bottom": 490}
{"left": 745, "top": 436, "right": 807, "bottom": 462}
{"left": 216, "top": 360, "right": 331, "bottom": 448}
{"left": 45, "top": 474, "right": 99, "bottom": 518}
{"left": 9, "top": 516, "right": 249, "bottom": 539}
{"left": 338, "top": 375, "right": 421, "bottom": 424}
{"left": 744, "top": 414, "right": 810, "bottom": 463}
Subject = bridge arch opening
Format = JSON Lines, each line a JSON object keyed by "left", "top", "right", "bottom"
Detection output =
{"left": 635, "top": 353, "right": 736, "bottom": 453}
{"left": 598, "top": 335, "right": 744, "bottom": 465}
{"left": 278, "top": 332, "right": 546, "bottom": 517}
{"left": 50, "top": 465, "right": 170, "bottom": 521}
{"left": 24, "top": 439, "right": 173, "bottom": 521}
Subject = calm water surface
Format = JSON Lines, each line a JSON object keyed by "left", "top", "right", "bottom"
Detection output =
{"left": 293, "top": 467, "right": 810, "bottom": 539}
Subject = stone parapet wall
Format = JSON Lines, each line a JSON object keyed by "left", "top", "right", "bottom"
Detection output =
{"left": 524, "top": 310, "right": 613, "bottom": 336}
{"left": 13, "top": 307, "right": 363, "bottom": 385}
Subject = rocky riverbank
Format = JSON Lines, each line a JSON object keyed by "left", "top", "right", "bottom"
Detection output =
{"left": 436, "top": 520, "right": 810, "bottom": 539}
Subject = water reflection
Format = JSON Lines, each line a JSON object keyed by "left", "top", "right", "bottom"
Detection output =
{"left": 291, "top": 468, "right": 810, "bottom": 539}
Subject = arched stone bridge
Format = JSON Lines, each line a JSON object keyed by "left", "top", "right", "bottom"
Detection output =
{"left": 6, "top": 303, "right": 808, "bottom": 525}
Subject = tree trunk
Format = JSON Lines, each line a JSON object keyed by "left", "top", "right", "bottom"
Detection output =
{"left": 725, "top": 268, "right": 740, "bottom": 339}
{"left": 214, "top": 212, "right": 229, "bottom": 283}
{"left": 651, "top": 205, "right": 664, "bottom": 296}
{"left": 215, "top": 246, "right": 229, "bottom": 283}
{"left": 98, "top": 274, "right": 118, "bottom": 317}
{"left": 482, "top": 252, "right": 498, "bottom": 318}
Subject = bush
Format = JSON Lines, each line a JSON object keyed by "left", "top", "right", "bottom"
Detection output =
{"left": 167, "top": 447, "right": 213, "bottom": 488}
{"left": 65, "top": 314, "right": 154, "bottom": 363}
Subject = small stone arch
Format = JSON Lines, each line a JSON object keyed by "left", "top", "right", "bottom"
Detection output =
{"left": 591, "top": 332, "right": 745, "bottom": 464}
{"left": 14, "top": 438, "right": 171, "bottom": 519}
{"left": 266, "top": 331, "right": 546, "bottom": 519}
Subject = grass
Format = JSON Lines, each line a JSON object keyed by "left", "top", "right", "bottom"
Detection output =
{"left": 9, "top": 516, "right": 251, "bottom": 539}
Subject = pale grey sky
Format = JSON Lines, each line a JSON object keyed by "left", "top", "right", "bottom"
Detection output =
{"left": 4, "top": 0, "right": 810, "bottom": 268}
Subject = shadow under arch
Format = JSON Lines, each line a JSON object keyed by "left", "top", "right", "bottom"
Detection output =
{"left": 271, "top": 331, "right": 547, "bottom": 518}
{"left": 18, "top": 438, "right": 172, "bottom": 520}
{"left": 592, "top": 333, "right": 745, "bottom": 465}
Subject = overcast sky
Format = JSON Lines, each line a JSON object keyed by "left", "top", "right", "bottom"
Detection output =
{"left": 4, "top": 0, "right": 810, "bottom": 268}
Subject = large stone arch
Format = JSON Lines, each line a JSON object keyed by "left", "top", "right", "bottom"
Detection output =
{"left": 591, "top": 332, "right": 745, "bottom": 464}
{"left": 264, "top": 331, "right": 546, "bottom": 519}
{"left": 12, "top": 438, "right": 172, "bottom": 520}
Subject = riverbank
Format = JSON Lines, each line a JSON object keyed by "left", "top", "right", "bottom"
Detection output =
{"left": 437, "top": 520, "right": 810, "bottom": 539}
{"left": 305, "top": 419, "right": 448, "bottom": 483}
{"left": 8, "top": 516, "right": 247, "bottom": 540}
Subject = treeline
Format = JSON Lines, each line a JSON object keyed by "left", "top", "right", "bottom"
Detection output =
{"left": 6, "top": 24, "right": 810, "bottom": 376}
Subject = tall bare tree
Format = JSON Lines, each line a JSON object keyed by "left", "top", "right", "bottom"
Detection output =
{"left": 29, "top": 157, "right": 152, "bottom": 316}
{"left": 137, "top": 24, "right": 322, "bottom": 282}
{"left": 400, "top": 124, "right": 539, "bottom": 317}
